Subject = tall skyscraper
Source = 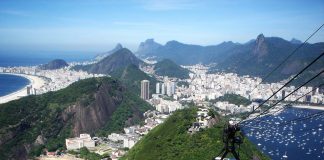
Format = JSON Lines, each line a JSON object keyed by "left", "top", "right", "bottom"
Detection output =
{"left": 156, "top": 83, "right": 160, "bottom": 94}
{"left": 166, "top": 82, "right": 172, "bottom": 96}
{"left": 141, "top": 80, "right": 150, "bottom": 100}
{"left": 161, "top": 83, "right": 165, "bottom": 95}
{"left": 171, "top": 82, "right": 176, "bottom": 94}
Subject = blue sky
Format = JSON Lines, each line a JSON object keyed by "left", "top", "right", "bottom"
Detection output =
{"left": 0, "top": 0, "right": 323, "bottom": 52}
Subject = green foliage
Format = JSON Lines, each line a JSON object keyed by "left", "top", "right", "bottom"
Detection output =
{"left": 210, "top": 94, "right": 252, "bottom": 106}
{"left": 122, "top": 108, "right": 269, "bottom": 160}
{"left": 79, "top": 147, "right": 103, "bottom": 160}
{"left": 154, "top": 59, "right": 190, "bottom": 79}
{"left": 110, "top": 64, "right": 157, "bottom": 96}
{"left": 0, "top": 77, "right": 152, "bottom": 159}
{"left": 0, "top": 78, "right": 107, "bottom": 158}
{"left": 97, "top": 92, "right": 153, "bottom": 136}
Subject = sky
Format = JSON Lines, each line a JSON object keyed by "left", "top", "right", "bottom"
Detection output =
{"left": 0, "top": 0, "right": 323, "bottom": 53}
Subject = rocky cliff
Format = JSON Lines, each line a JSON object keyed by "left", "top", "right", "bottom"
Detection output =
{"left": 0, "top": 77, "right": 152, "bottom": 159}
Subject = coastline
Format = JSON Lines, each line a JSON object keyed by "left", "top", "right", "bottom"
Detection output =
{"left": 291, "top": 104, "right": 324, "bottom": 110}
{"left": 0, "top": 73, "right": 46, "bottom": 104}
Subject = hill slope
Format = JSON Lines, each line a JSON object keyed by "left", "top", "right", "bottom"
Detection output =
{"left": 110, "top": 64, "right": 157, "bottom": 97}
{"left": 0, "top": 77, "right": 153, "bottom": 159}
{"left": 39, "top": 59, "right": 69, "bottom": 70}
{"left": 74, "top": 48, "right": 143, "bottom": 74}
{"left": 122, "top": 108, "right": 269, "bottom": 160}
{"left": 154, "top": 59, "right": 190, "bottom": 79}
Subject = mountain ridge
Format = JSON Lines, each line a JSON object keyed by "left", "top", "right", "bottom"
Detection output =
{"left": 136, "top": 35, "right": 324, "bottom": 84}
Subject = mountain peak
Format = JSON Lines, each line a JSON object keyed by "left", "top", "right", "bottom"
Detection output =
{"left": 39, "top": 59, "right": 68, "bottom": 70}
{"left": 290, "top": 38, "right": 302, "bottom": 44}
{"left": 114, "top": 48, "right": 132, "bottom": 56}
{"left": 115, "top": 43, "right": 123, "bottom": 49}
{"left": 136, "top": 38, "right": 162, "bottom": 56}
{"left": 165, "top": 40, "right": 182, "bottom": 46}
{"left": 253, "top": 33, "right": 268, "bottom": 58}
{"left": 144, "top": 38, "right": 155, "bottom": 43}
{"left": 256, "top": 33, "right": 265, "bottom": 41}
{"left": 94, "top": 43, "right": 124, "bottom": 61}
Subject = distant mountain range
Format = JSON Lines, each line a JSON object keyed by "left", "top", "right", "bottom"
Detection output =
{"left": 135, "top": 35, "right": 324, "bottom": 84}
{"left": 39, "top": 59, "right": 68, "bottom": 70}
{"left": 0, "top": 77, "right": 152, "bottom": 159}
{"left": 136, "top": 39, "right": 239, "bottom": 64}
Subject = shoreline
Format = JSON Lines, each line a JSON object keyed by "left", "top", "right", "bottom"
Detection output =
{"left": 0, "top": 73, "right": 46, "bottom": 104}
{"left": 291, "top": 104, "right": 324, "bottom": 110}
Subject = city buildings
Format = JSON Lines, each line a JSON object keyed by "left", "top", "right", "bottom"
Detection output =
{"left": 141, "top": 80, "right": 150, "bottom": 100}
{"left": 65, "top": 134, "right": 95, "bottom": 150}
{"left": 156, "top": 82, "right": 160, "bottom": 94}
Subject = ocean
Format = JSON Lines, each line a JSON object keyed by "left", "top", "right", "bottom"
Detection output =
{"left": 243, "top": 107, "right": 324, "bottom": 160}
{"left": 0, "top": 50, "right": 96, "bottom": 67}
{"left": 0, "top": 50, "right": 96, "bottom": 96}
{"left": 0, "top": 74, "right": 30, "bottom": 97}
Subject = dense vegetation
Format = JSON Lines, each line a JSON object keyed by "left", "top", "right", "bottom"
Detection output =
{"left": 122, "top": 108, "right": 269, "bottom": 160}
{"left": 154, "top": 59, "right": 190, "bottom": 79}
{"left": 0, "top": 77, "right": 153, "bottom": 159}
{"left": 0, "top": 78, "right": 100, "bottom": 158}
{"left": 110, "top": 64, "right": 158, "bottom": 97}
{"left": 210, "top": 94, "right": 252, "bottom": 106}
{"left": 68, "top": 147, "right": 108, "bottom": 160}
{"left": 97, "top": 91, "right": 153, "bottom": 136}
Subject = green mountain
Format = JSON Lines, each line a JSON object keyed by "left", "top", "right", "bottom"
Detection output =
{"left": 73, "top": 48, "right": 143, "bottom": 74}
{"left": 110, "top": 64, "right": 158, "bottom": 97}
{"left": 0, "top": 77, "right": 153, "bottom": 159}
{"left": 122, "top": 108, "right": 269, "bottom": 160}
{"left": 154, "top": 59, "right": 190, "bottom": 79}
{"left": 39, "top": 59, "right": 69, "bottom": 70}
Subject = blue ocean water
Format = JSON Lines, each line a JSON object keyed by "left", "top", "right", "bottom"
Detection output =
{"left": 0, "top": 50, "right": 96, "bottom": 96}
{"left": 0, "top": 74, "right": 30, "bottom": 96}
{"left": 243, "top": 108, "right": 324, "bottom": 160}
{"left": 0, "top": 51, "right": 96, "bottom": 67}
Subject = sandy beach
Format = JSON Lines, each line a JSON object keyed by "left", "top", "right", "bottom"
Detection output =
{"left": 292, "top": 104, "right": 324, "bottom": 110}
{"left": 0, "top": 73, "right": 46, "bottom": 104}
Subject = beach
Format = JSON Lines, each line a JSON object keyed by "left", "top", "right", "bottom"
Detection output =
{"left": 292, "top": 104, "right": 324, "bottom": 110}
{"left": 0, "top": 73, "right": 46, "bottom": 104}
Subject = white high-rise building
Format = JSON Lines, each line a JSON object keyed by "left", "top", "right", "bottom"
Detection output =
{"left": 166, "top": 82, "right": 172, "bottom": 96}
{"left": 156, "top": 83, "right": 160, "bottom": 94}
{"left": 161, "top": 83, "right": 165, "bottom": 95}
{"left": 171, "top": 82, "right": 176, "bottom": 94}
{"left": 141, "top": 80, "right": 150, "bottom": 100}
